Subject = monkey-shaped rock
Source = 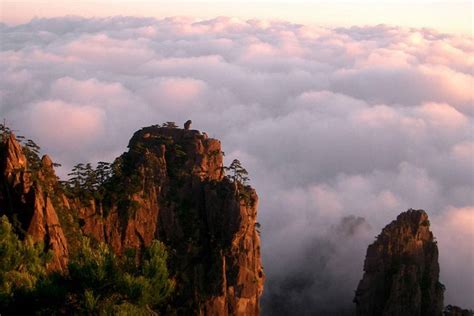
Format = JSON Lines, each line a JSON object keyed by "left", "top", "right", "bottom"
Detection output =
{"left": 184, "top": 120, "right": 192, "bottom": 130}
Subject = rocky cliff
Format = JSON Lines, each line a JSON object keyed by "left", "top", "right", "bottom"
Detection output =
{"left": 0, "top": 125, "right": 264, "bottom": 315}
{"left": 0, "top": 133, "right": 69, "bottom": 271}
{"left": 354, "top": 209, "right": 444, "bottom": 316}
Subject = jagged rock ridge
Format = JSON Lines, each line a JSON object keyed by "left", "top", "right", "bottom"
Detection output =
{"left": 354, "top": 209, "right": 444, "bottom": 316}
{"left": 0, "top": 125, "right": 264, "bottom": 315}
{"left": 0, "top": 133, "right": 68, "bottom": 271}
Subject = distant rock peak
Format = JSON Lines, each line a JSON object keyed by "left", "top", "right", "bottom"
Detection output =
{"left": 354, "top": 209, "right": 444, "bottom": 316}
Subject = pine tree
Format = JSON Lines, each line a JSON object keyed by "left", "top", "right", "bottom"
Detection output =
{"left": 68, "top": 163, "right": 86, "bottom": 191}
{"left": 95, "top": 162, "right": 112, "bottom": 187}
{"left": 0, "top": 216, "right": 50, "bottom": 307}
{"left": 82, "top": 163, "right": 96, "bottom": 193}
{"left": 225, "top": 159, "right": 250, "bottom": 184}
{"left": 23, "top": 139, "right": 42, "bottom": 171}
{"left": 0, "top": 123, "right": 11, "bottom": 142}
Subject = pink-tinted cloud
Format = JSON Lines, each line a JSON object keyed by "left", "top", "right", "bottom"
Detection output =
{"left": 433, "top": 207, "right": 474, "bottom": 307}
{"left": 50, "top": 77, "right": 135, "bottom": 107}
{"left": 417, "top": 102, "right": 468, "bottom": 129}
{"left": 25, "top": 99, "right": 105, "bottom": 149}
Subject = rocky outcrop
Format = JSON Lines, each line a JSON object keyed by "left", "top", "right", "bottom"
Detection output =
{"left": 354, "top": 209, "right": 444, "bottom": 316}
{"left": 0, "top": 134, "right": 68, "bottom": 271}
{"left": 78, "top": 126, "right": 264, "bottom": 315}
{"left": 1, "top": 126, "right": 264, "bottom": 315}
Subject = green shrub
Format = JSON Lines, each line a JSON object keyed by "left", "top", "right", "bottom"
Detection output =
{"left": 0, "top": 215, "right": 50, "bottom": 308}
{"left": 0, "top": 216, "right": 174, "bottom": 314}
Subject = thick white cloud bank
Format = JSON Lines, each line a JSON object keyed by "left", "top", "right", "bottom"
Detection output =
{"left": 0, "top": 16, "right": 473, "bottom": 312}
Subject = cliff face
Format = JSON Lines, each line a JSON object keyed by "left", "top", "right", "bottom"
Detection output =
{"left": 0, "top": 134, "right": 68, "bottom": 271}
{"left": 354, "top": 209, "right": 444, "bottom": 316}
{"left": 0, "top": 126, "right": 264, "bottom": 315}
{"left": 79, "top": 126, "right": 264, "bottom": 315}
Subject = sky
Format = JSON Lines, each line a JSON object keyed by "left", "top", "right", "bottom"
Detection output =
{"left": 1, "top": 0, "right": 472, "bottom": 34}
{"left": 0, "top": 1, "right": 473, "bottom": 314}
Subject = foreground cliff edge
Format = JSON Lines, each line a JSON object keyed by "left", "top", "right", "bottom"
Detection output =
{"left": 0, "top": 124, "right": 264, "bottom": 315}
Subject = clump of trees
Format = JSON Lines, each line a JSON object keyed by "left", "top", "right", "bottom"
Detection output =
{"left": 63, "top": 161, "right": 114, "bottom": 201}
{"left": 0, "top": 216, "right": 50, "bottom": 307}
{"left": 0, "top": 215, "right": 174, "bottom": 314}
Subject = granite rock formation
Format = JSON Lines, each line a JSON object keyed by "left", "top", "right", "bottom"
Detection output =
{"left": 354, "top": 209, "right": 444, "bottom": 316}
{"left": 0, "top": 125, "right": 264, "bottom": 315}
{"left": 0, "top": 133, "right": 68, "bottom": 271}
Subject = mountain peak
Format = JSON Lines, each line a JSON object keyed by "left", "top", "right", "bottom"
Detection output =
{"left": 354, "top": 208, "right": 444, "bottom": 316}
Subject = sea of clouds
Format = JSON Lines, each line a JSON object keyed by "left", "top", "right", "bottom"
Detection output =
{"left": 0, "top": 16, "right": 472, "bottom": 313}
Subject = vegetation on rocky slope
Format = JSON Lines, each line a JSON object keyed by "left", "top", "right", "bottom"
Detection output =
{"left": 0, "top": 215, "right": 174, "bottom": 315}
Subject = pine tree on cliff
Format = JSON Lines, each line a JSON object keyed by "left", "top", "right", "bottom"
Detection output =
{"left": 0, "top": 123, "right": 11, "bottom": 141}
{"left": 225, "top": 159, "right": 249, "bottom": 184}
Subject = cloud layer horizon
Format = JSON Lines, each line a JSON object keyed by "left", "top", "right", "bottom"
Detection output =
{"left": 1, "top": 16, "right": 472, "bottom": 313}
